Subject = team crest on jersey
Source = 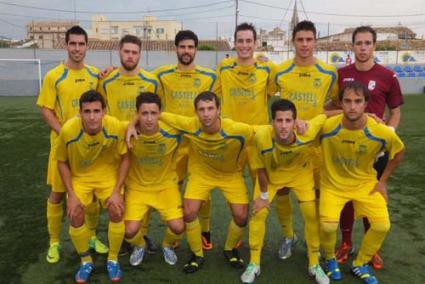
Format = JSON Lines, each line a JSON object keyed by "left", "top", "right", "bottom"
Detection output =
{"left": 368, "top": 80, "right": 376, "bottom": 91}
{"left": 313, "top": 78, "right": 322, "bottom": 88}
{"left": 356, "top": 144, "right": 367, "bottom": 155}
{"left": 89, "top": 81, "right": 95, "bottom": 90}
{"left": 248, "top": 73, "right": 256, "bottom": 83}
{"left": 139, "top": 86, "right": 146, "bottom": 93}
{"left": 193, "top": 78, "right": 201, "bottom": 88}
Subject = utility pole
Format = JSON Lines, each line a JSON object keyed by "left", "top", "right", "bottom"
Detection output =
{"left": 235, "top": 0, "right": 239, "bottom": 29}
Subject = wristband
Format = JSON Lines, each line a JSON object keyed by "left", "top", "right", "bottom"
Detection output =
{"left": 260, "top": 191, "right": 269, "bottom": 200}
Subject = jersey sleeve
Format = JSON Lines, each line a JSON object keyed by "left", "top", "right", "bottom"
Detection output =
{"left": 304, "top": 114, "right": 327, "bottom": 139}
{"left": 250, "top": 139, "right": 266, "bottom": 170}
{"left": 385, "top": 129, "right": 405, "bottom": 160}
{"left": 37, "top": 72, "right": 57, "bottom": 109}
{"left": 387, "top": 73, "right": 404, "bottom": 109}
{"left": 160, "top": 112, "right": 197, "bottom": 133}
{"left": 267, "top": 63, "right": 278, "bottom": 96}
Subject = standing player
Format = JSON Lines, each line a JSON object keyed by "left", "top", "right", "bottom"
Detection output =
{"left": 99, "top": 34, "right": 159, "bottom": 254}
{"left": 153, "top": 30, "right": 219, "bottom": 250}
{"left": 56, "top": 91, "right": 129, "bottom": 282}
{"left": 334, "top": 26, "right": 403, "bottom": 269}
{"left": 241, "top": 99, "right": 329, "bottom": 284}
{"left": 160, "top": 92, "right": 253, "bottom": 273}
{"left": 124, "top": 93, "right": 184, "bottom": 267}
{"left": 271, "top": 20, "right": 339, "bottom": 260}
{"left": 320, "top": 82, "right": 404, "bottom": 284}
{"left": 37, "top": 25, "right": 108, "bottom": 264}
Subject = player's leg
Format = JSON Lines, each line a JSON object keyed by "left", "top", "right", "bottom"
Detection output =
{"left": 320, "top": 188, "right": 349, "bottom": 281}
{"left": 68, "top": 185, "right": 95, "bottom": 283}
{"left": 46, "top": 154, "right": 65, "bottom": 264}
{"left": 85, "top": 198, "right": 109, "bottom": 254}
{"left": 221, "top": 178, "right": 249, "bottom": 270}
{"left": 336, "top": 202, "right": 355, "bottom": 264}
{"left": 199, "top": 197, "right": 213, "bottom": 250}
{"left": 123, "top": 189, "right": 151, "bottom": 266}
{"left": 350, "top": 189, "right": 390, "bottom": 284}
{"left": 183, "top": 198, "right": 204, "bottom": 273}
{"left": 275, "top": 188, "right": 296, "bottom": 259}
{"left": 241, "top": 183, "right": 278, "bottom": 283}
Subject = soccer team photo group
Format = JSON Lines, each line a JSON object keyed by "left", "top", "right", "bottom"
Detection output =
{"left": 25, "top": 15, "right": 408, "bottom": 284}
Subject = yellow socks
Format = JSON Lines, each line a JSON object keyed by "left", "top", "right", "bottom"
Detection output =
{"left": 275, "top": 194, "right": 294, "bottom": 238}
{"left": 320, "top": 221, "right": 338, "bottom": 260}
{"left": 186, "top": 219, "right": 203, "bottom": 257}
{"left": 224, "top": 220, "right": 244, "bottom": 251}
{"left": 84, "top": 201, "right": 100, "bottom": 238}
{"left": 107, "top": 221, "right": 125, "bottom": 261}
{"left": 162, "top": 227, "right": 183, "bottom": 248}
{"left": 47, "top": 200, "right": 63, "bottom": 245}
{"left": 199, "top": 198, "right": 211, "bottom": 233}
{"left": 69, "top": 224, "right": 92, "bottom": 263}
{"left": 248, "top": 209, "right": 269, "bottom": 265}
{"left": 299, "top": 201, "right": 320, "bottom": 266}
{"left": 353, "top": 220, "right": 390, "bottom": 266}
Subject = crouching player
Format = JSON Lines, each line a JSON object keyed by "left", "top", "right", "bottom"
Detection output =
{"left": 320, "top": 81, "right": 404, "bottom": 284}
{"left": 124, "top": 93, "right": 184, "bottom": 267}
{"left": 56, "top": 90, "right": 129, "bottom": 282}
{"left": 241, "top": 99, "right": 329, "bottom": 284}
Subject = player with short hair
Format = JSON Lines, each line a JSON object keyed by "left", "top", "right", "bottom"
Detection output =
{"left": 99, "top": 34, "right": 160, "bottom": 255}
{"left": 56, "top": 90, "right": 129, "bottom": 282}
{"left": 271, "top": 20, "right": 339, "bottom": 260}
{"left": 124, "top": 92, "right": 184, "bottom": 267}
{"left": 241, "top": 99, "right": 329, "bottom": 284}
{"left": 159, "top": 91, "right": 254, "bottom": 273}
{"left": 334, "top": 26, "right": 403, "bottom": 269}
{"left": 320, "top": 81, "right": 404, "bottom": 284}
{"left": 153, "top": 30, "right": 219, "bottom": 250}
{"left": 37, "top": 25, "right": 108, "bottom": 264}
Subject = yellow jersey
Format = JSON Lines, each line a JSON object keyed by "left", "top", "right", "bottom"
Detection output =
{"left": 273, "top": 59, "right": 338, "bottom": 119}
{"left": 99, "top": 68, "right": 159, "bottom": 121}
{"left": 320, "top": 114, "right": 404, "bottom": 191}
{"left": 217, "top": 57, "right": 277, "bottom": 125}
{"left": 160, "top": 112, "right": 254, "bottom": 178}
{"left": 55, "top": 115, "right": 127, "bottom": 184}
{"left": 252, "top": 115, "right": 326, "bottom": 186}
{"left": 154, "top": 64, "right": 219, "bottom": 116}
{"left": 37, "top": 63, "right": 99, "bottom": 125}
{"left": 126, "top": 121, "right": 181, "bottom": 191}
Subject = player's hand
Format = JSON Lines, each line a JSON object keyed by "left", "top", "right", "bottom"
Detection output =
{"left": 295, "top": 119, "right": 308, "bottom": 135}
{"left": 106, "top": 192, "right": 124, "bottom": 218}
{"left": 126, "top": 124, "right": 138, "bottom": 149}
{"left": 366, "top": 113, "right": 384, "bottom": 124}
{"left": 98, "top": 65, "right": 116, "bottom": 79}
{"left": 252, "top": 197, "right": 270, "bottom": 215}
{"left": 67, "top": 194, "right": 84, "bottom": 222}
{"left": 370, "top": 181, "right": 388, "bottom": 203}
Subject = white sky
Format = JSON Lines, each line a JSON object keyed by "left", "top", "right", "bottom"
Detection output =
{"left": 0, "top": 0, "right": 424, "bottom": 40}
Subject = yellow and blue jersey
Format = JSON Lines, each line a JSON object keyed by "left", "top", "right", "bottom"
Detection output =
{"left": 252, "top": 115, "right": 326, "bottom": 185}
{"left": 160, "top": 112, "right": 254, "bottom": 178}
{"left": 217, "top": 57, "right": 277, "bottom": 125}
{"left": 273, "top": 59, "right": 338, "bottom": 119}
{"left": 154, "top": 64, "right": 219, "bottom": 116}
{"left": 99, "top": 68, "right": 159, "bottom": 121}
{"left": 126, "top": 121, "right": 182, "bottom": 191}
{"left": 320, "top": 114, "right": 404, "bottom": 191}
{"left": 37, "top": 63, "right": 99, "bottom": 125}
{"left": 55, "top": 115, "right": 127, "bottom": 184}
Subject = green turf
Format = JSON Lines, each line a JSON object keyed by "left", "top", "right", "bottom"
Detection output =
{"left": 1, "top": 95, "right": 424, "bottom": 284}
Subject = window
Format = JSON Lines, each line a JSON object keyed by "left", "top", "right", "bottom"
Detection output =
{"left": 156, "top": 28, "right": 165, "bottom": 34}
{"left": 111, "top": 26, "right": 119, "bottom": 34}
{"left": 134, "top": 26, "right": 143, "bottom": 35}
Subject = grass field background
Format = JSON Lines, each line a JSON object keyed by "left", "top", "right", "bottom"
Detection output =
{"left": 1, "top": 95, "right": 424, "bottom": 284}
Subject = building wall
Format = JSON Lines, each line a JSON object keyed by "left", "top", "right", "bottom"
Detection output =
{"left": 90, "top": 15, "right": 182, "bottom": 40}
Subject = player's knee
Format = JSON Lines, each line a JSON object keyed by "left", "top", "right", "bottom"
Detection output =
{"left": 370, "top": 220, "right": 391, "bottom": 234}
{"left": 320, "top": 221, "right": 338, "bottom": 234}
{"left": 69, "top": 212, "right": 84, "bottom": 228}
{"left": 49, "top": 191, "right": 64, "bottom": 203}
{"left": 170, "top": 220, "right": 185, "bottom": 235}
{"left": 183, "top": 207, "right": 198, "bottom": 223}
{"left": 233, "top": 213, "right": 248, "bottom": 227}
{"left": 125, "top": 223, "right": 140, "bottom": 238}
